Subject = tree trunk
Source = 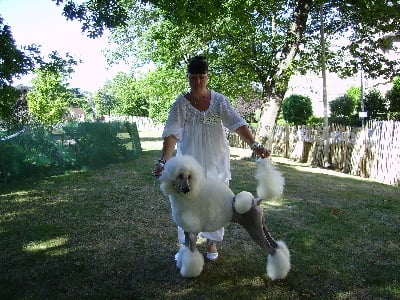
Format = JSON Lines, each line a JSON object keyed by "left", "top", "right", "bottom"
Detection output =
{"left": 256, "top": 92, "right": 282, "bottom": 148}
{"left": 256, "top": 0, "right": 312, "bottom": 147}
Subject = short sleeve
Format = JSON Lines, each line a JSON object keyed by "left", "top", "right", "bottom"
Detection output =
{"left": 162, "top": 97, "right": 186, "bottom": 140}
{"left": 218, "top": 94, "right": 248, "bottom": 131}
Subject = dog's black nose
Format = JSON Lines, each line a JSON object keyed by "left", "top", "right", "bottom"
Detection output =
{"left": 182, "top": 186, "right": 190, "bottom": 194}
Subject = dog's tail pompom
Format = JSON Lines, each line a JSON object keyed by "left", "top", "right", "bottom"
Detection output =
{"left": 179, "top": 246, "right": 204, "bottom": 278}
{"left": 256, "top": 158, "right": 285, "bottom": 200}
{"left": 234, "top": 191, "right": 255, "bottom": 214}
{"left": 266, "top": 241, "right": 291, "bottom": 280}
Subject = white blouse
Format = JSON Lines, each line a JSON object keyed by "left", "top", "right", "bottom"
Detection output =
{"left": 162, "top": 90, "right": 248, "bottom": 182}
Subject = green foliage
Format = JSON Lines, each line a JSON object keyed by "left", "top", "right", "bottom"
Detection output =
{"left": 0, "top": 121, "right": 141, "bottom": 183}
{"left": 0, "top": 18, "right": 37, "bottom": 86}
{"left": 55, "top": 0, "right": 132, "bottom": 38}
{"left": 281, "top": 94, "right": 313, "bottom": 125}
{"left": 0, "top": 128, "right": 74, "bottom": 183}
{"left": 27, "top": 69, "right": 73, "bottom": 126}
{"left": 346, "top": 86, "right": 362, "bottom": 110}
{"left": 93, "top": 86, "right": 117, "bottom": 116}
{"left": 307, "top": 115, "right": 324, "bottom": 126}
{"left": 363, "top": 88, "right": 387, "bottom": 120}
{"left": 63, "top": 122, "right": 129, "bottom": 168}
{"left": 56, "top": 0, "right": 400, "bottom": 134}
{"left": 0, "top": 18, "right": 39, "bottom": 121}
{"left": 329, "top": 95, "right": 356, "bottom": 125}
{"left": 139, "top": 66, "right": 187, "bottom": 123}
{"left": 109, "top": 72, "right": 149, "bottom": 117}
{"left": 0, "top": 86, "right": 21, "bottom": 123}
{"left": 387, "top": 77, "right": 400, "bottom": 116}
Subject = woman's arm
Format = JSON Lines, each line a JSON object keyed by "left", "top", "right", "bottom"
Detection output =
{"left": 235, "top": 125, "right": 271, "bottom": 158}
{"left": 152, "top": 135, "right": 178, "bottom": 177}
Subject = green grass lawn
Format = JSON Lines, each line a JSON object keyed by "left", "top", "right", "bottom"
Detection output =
{"left": 0, "top": 131, "right": 399, "bottom": 299}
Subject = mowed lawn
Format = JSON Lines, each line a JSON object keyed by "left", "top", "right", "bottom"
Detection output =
{"left": 0, "top": 130, "right": 399, "bottom": 299}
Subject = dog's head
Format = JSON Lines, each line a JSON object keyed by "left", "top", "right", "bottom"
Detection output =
{"left": 159, "top": 155, "right": 205, "bottom": 198}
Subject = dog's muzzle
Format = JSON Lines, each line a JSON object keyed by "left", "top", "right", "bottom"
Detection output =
{"left": 181, "top": 181, "right": 190, "bottom": 194}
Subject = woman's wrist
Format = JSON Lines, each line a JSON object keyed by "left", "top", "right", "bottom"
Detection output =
{"left": 250, "top": 141, "right": 261, "bottom": 150}
{"left": 158, "top": 158, "right": 166, "bottom": 165}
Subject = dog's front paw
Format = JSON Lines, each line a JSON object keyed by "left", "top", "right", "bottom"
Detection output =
{"left": 179, "top": 246, "right": 204, "bottom": 278}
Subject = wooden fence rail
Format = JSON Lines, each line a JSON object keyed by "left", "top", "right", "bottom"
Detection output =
{"left": 127, "top": 116, "right": 399, "bottom": 186}
{"left": 228, "top": 121, "right": 400, "bottom": 186}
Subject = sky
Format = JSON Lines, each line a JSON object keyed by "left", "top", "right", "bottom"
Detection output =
{"left": 0, "top": 0, "right": 129, "bottom": 92}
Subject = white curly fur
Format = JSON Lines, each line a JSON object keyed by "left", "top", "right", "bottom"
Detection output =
{"left": 176, "top": 246, "right": 204, "bottom": 278}
{"left": 267, "top": 241, "right": 291, "bottom": 280}
{"left": 160, "top": 155, "right": 290, "bottom": 279}
{"left": 234, "top": 191, "right": 254, "bottom": 214}
{"left": 160, "top": 155, "right": 235, "bottom": 233}
{"left": 255, "top": 158, "right": 285, "bottom": 200}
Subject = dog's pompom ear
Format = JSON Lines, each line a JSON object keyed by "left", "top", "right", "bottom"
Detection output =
{"left": 160, "top": 181, "right": 173, "bottom": 196}
{"left": 234, "top": 191, "right": 254, "bottom": 214}
{"left": 255, "top": 158, "right": 285, "bottom": 200}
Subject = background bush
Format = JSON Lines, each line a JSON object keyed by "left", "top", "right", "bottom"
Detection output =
{"left": 0, "top": 121, "right": 141, "bottom": 183}
{"left": 282, "top": 94, "right": 313, "bottom": 125}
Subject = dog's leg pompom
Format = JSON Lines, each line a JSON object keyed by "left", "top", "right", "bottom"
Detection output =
{"left": 256, "top": 158, "right": 285, "bottom": 200}
{"left": 234, "top": 191, "right": 255, "bottom": 214}
{"left": 179, "top": 246, "right": 204, "bottom": 278}
{"left": 266, "top": 241, "right": 291, "bottom": 280}
{"left": 175, "top": 245, "right": 185, "bottom": 270}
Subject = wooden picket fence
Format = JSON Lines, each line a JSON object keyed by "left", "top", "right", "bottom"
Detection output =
{"left": 128, "top": 116, "right": 400, "bottom": 186}
{"left": 228, "top": 121, "right": 400, "bottom": 186}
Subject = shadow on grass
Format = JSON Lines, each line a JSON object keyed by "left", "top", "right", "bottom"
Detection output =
{"left": 0, "top": 150, "right": 399, "bottom": 299}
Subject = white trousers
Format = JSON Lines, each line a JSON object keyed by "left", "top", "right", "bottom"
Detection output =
{"left": 177, "top": 226, "right": 224, "bottom": 244}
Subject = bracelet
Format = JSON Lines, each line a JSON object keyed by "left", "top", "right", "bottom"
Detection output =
{"left": 157, "top": 158, "right": 166, "bottom": 165}
{"left": 250, "top": 142, "right": 261, "bottom": 150}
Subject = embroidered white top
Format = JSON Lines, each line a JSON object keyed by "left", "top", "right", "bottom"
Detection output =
{"left": 162, "top": 90, "right": 248, "bottom": 182}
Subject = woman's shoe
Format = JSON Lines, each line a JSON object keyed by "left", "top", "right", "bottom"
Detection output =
{"left": 205, "top": 242, "right": 218, "bottom": 261}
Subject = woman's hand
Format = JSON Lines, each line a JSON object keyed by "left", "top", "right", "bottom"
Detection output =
{"left": 250, "top": 142, "right": 271, "bottom": 159}
{"left": 151, "top": 159, "right": 166, "bottom": 177}
{"left": 253, "top": 146, "right": 271, "bottom": 159}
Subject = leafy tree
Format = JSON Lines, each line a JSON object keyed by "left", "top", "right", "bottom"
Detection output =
{"left": 138, "top": 66, "right": 187, "bottom": 123}
{"left": 0, "top": 17, "right": 41, "bottom": 122}
{"left": 386, "top": 77, "right": 400, "bottom": 119}
{"left": 282, "top": 94, "right": 313, "bottom": 125}
{"left": 363, "top": 88, "right": 387, "bottom": 120}
{"left": 27, "top": 51, "right": 78, "bottom": 126}
{"left": 346, "top": 86, "right": 362, "bottom": 111}
{"left": 109, "top": 72, "right": 149, "bottom": 117}
{"left": 53, "top": 0, "right": 132, "bottom": 38}
{"left": 93, "top": 85, "right": 116, "bottom": 117}
{"left": 235, "top": 94, "right": 263, "bottom": 125}
{"left": 27, "top": 68, "right": 73, "bottom": 126}
{"left": 329, "top": 95, "right": 356, "bottom": 125}
{"left": 57, "top": 0, "right": 400, "bottom": 141}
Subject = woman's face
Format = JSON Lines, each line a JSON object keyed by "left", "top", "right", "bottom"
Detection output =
{"left": 188, "top": 73, "right": 208, "bottom": 91}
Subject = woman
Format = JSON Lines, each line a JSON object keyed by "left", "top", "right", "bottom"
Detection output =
{"left": 152, "top": 56, "right": 270, "bottom": 261}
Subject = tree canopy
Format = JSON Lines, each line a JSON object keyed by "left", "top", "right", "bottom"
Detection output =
{"left": 23, "top": 1, "right": 400, "bottom": 135}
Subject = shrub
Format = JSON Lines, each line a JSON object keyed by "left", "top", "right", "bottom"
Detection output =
{"left": 363, "top": 88, "right": 387, "bottom": 120}
{"left": 0, "top": 122, "right": 141, "bottom": 184}
{"left": 282, "top": 94, "right": 313, "bottom": 125}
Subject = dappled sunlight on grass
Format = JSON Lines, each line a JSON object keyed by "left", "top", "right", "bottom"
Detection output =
{"left": 23, "top": 237, "right": 69, "bottom": 254}
{"left": 0, "top": 132, "right": 398, "bottom": 299}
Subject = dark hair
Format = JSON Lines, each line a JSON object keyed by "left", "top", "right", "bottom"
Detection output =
{"left": 187, "top": 56, "right": 208, "bottom": 74}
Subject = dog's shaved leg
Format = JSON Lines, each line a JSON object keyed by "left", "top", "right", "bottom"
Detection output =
{"left": 262, "top": 225, "right": 278, "bottom": 253}
{"left": 184, "top": 231, "right": 198, "bottom": 252}
{"left": 231, "top": 205, "right": 278, "bottom": 255}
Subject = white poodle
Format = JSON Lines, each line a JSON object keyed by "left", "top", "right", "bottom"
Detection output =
{"left": 159, "top": 155, "right": 290, "bottom": 280}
